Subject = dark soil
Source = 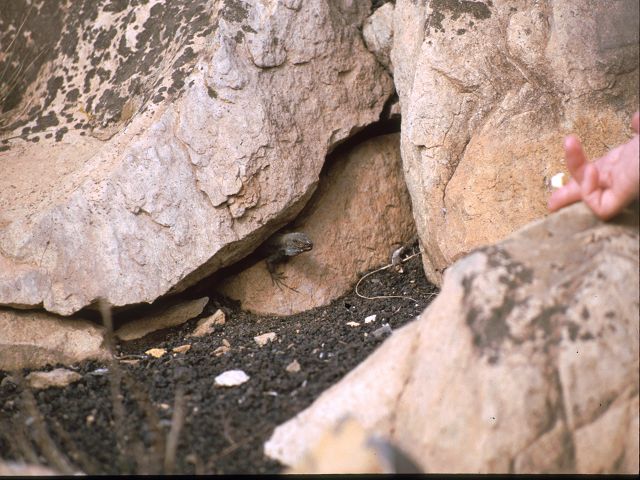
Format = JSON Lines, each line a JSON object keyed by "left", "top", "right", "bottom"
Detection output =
{"left": 0, "top": 246, "right": 438, "bottom": 474}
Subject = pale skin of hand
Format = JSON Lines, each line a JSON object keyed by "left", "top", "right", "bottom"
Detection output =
{"left": 548, "top": 111, "right": 640, "bottom": 220}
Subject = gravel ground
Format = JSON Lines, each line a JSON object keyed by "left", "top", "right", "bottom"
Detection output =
{"left": 0, "top": 244, "right": 438, "bottom": 474}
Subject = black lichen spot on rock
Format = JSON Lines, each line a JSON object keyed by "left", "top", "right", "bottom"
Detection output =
{"left": 65, "top": 88, "right": 80, "bottom": 102}
{"left": 567, "top": 321, "right": 579, "bottom": 341}
{"left": 96, "top": 68, "right": 111, "bottom": 83}
{"left": 581, "top": 307, "right": 589, "bottom": 320}
{"left": 485, "top": 246, "right": 534, "bottom": 288}
{"left": 152, "top": 94, "right": 165, "bottom": 103}
{"left": 55, "top": 126, "right": 69, "bottom": 142}
{"left": 605, "top": 311, "right": 615, "bottom": 318}
{"left": 234, "top": 30, "right": 244, "bottom": 43}
{"left": 530, "top": 305, "right": 567, "bottom": 343}
{"left": 466, "top": 295, "right": 518, "bottom": 363}
{"left": 103, "top": 0, "right": 129, "bottom": 13}
{"left": 207, "top": 86, "right": 218, "bottom": 99}
{"left": 30, "top": 135, "right": 40, "bottom": 143}
{"left": 94, "top": 26, "right": 117, "bottom": 50}
{"left": 84, "top": 68, "right": 97, "bottom": 94}
{"left": 45, "top": 76, "right": 64, "bottom": 109}
{"left": 457, "top": 28, "right": 466, "bottom": 35}
{"left": 428, "top": 0, "right": 492, "bottom": 34}
{"left": 34, "top": 111, "right": 60, "bottom": 132}
{"left": 97, "top": 88, "right": 127, "bottom": 124}
{"left": 222, "top": 0, "right": 249, "bottom": 23}
{"left": 0, "top": 145, "right": 9, "bottom": 152}
{"left": 241, "top": 24, "right": 257, "bottom": 34}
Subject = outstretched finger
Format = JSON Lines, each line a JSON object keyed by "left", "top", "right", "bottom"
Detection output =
{"left": 632, "top": 111, "right": 639, "bottom": 133}
{"left": 581, "top": 163, "right": 617, "bottom": 220}
{"left": 548, "top": 179, "right": 581, "bottom": 212}
{"left": 564, "top": 135, "right": 589, "bottom": 183}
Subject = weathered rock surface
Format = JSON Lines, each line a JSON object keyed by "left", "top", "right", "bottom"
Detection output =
{"left": 391, "top": 0, "right": 639, "bottom": 285}
{"left": 265, "top": 203, "right": 640, "bottom": 473}
{"left": 363, "top": 2, "right": 394, "bottom": 71}
{"left": 287, "top": 417, "right": 420, "bottom": 474}
{"left": 217, "top": 133, "right": 416, "bottom": 315}
{"left": 0, "top": 0, "right": 392, "bottom": 315}
{"left": 0, "top": 308, "right": 109, "bottom": 370}
{"left": 114, "top": 296, "right": 208, "bottom": 341}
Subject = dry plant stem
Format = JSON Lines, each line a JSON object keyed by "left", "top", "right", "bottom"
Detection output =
{"left": 15, "top": 374, "right": 76, "bottom": 474}
{"left": 5, "top": 417, "right": 40, "bottom": 465}
{"left": 355, "top": 251, "right": 426, "bottom": 303}
{"left": 205, "top": 424, "right": 274, "bottom": 471}
{"left": 49, "top": 417, "right": 100, "bottom": 474}
{"left": 121, "top": 373, "right": 166, "bottom": 474}
{"left": 98, "top": 299, "right": 130, "bottom": 467}
{"left": 164, "top": 386, "right": 186, "bottom": 474}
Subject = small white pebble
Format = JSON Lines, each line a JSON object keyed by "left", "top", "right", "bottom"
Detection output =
{"left": 550, "top": 172, "right": 568, "bottom": 189}
{"left": 254, "top": 332, "right": 277, "bottom": 347}
{"left": 286, "top": 359, "right": 301, "bottom": 373}
{"left": 346, "top": 321, "right": 360, "bottom": 327}
{"left": 215, "top": 369, "right": 250, "bottom": 387}
{"left": 364, "top": 314, "right": 377, "bottom": 324}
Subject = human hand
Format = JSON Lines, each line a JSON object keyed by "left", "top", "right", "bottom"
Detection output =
{"left": 548, "top": 111, "right": 640, "bottom": 220}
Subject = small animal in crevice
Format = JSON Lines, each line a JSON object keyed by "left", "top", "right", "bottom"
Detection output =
{"left": 259, "top": 232, "right": 313, "bottom": 292}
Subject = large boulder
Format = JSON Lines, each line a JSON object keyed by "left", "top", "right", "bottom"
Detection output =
{"left": 0, "top": 0, "right": 392, "bottom": 315}
{"left": 265, "top": 202, "right": 640, "bottom": 473}
{"left": 391, "top": 0, "right": 639, "bottom": 285}
{"left": 217, "top": 133, "right": 416, "bottom": 315}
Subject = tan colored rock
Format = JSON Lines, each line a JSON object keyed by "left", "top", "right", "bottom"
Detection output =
{"left": 212, "top": 344, "right": 230, "bottom": 357}
{"left": 288, "top": 417, "right": 415, "bottom": 474}
{"left": 218, "top": 133, "right": 416, "bottom": 315}
{"left": 254, "top": 332, "right": 277, "bottom": 347}
{"left": 265, "top": 203, "right": 639, "bottom": 474}
{"left": 363, "top": 2, "right": 394, "bottom": 70}
{"left": 285, "top": 359, "right": 301, "bottom": 373}
{"left": 145, "top": 348, "right": 167, "bottom": 358}
{"left": 391, "top": 0, "right": 639, "bottom": 285}
{"left": 0, "top": 0, "right": 392, "bottom": 316}
{"left": 188, "top": 308, "right": 226, "bottom": 338}
{"left": 115, "top": 297, "right": 208, "bottom": 341}
{"left": 25, "top": 368, "right": 82, "bottom": 390}
{"left": 172, "top": 344, "right": 191, "bottom": 354}
{"left": 0, "top": 308, "right": 109, "bottom": 371}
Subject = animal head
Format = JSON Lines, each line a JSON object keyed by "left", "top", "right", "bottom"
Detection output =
{"left": 285, "top": 232, "right": 313, "bottom": 255}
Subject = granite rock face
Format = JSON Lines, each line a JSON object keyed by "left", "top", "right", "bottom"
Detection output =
{"left": 391, "top": 0, "right": 639, "bottom": 285}
{"left": 217, "top": 133, "right": 416, "bottom": 315}
{"left": 265, "top": 203, "right": 640, "bottom": 474}
{"left": 0, "top": 0, "right": 392, "bottom": 315}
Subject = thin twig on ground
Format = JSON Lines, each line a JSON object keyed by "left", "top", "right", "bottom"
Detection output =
{"left": 355, "top": 251, "right": 433, "bottom": 303}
